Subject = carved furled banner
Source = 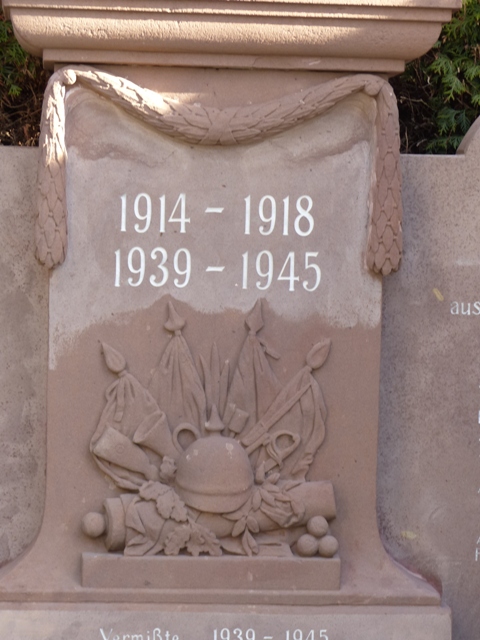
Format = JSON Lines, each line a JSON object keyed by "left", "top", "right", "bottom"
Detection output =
{"left": 0, "top": 69, "right": 440, "bottom": 622}
{"left": 83, "top": 300, "right": 337, "bottom": 561}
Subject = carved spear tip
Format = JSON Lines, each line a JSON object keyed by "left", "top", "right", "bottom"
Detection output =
{"left": 205, "top": 404, "right": 224, "bottom": 434}
{"left": 101, "top": 342, "right": 127, "bottom": 374}
{"left": 306, "top": 339, "right": 331, "bottom": 370}
{"left": 246, "top": 299, "right": 264, "bottom": 335}
{"left": 164, "top": 301, "right": 186, "bottom": 334}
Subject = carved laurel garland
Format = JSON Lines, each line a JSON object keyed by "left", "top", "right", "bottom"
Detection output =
{"left": 37, "top": 66, "right": 402, "bottom": 275}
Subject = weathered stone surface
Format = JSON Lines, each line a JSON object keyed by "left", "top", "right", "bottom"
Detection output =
{"left": 378, "top": 117, "right": 480, "bottom": 640}
{"left": 0, "top": 76, "right": 440, "bottom": 621}
{"left": 3, "top": 80, "right": 476, "bottom": 640}
{"left": 0, "top": 147, "right": 48, "bottom": 565}
{"left": 0, "top": 605, "right": 452, "bottom": 640}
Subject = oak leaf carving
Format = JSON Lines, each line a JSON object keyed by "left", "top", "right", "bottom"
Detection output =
{"left": 164, "top": 525, "right": 191, "bottom": 556}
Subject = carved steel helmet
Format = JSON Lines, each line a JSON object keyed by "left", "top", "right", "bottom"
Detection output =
{"left": 174, "top": 411, "right": 254, "bottom": 514}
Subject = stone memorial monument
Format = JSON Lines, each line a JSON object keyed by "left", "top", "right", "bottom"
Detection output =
{"left": 0, "top": 0, "right": 461, "bottom": 637}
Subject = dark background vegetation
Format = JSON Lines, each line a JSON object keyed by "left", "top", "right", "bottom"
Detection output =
{"left": 0, "top": 12, "right": 48, "bottom": 146}
{"left": 0, "top": 0, "right": 479, "bottom": 152}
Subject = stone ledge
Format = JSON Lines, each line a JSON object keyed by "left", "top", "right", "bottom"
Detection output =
{"left": 81, "top": 554, "right": 341, "bottom": 591}
{"left": 0, "top": 605, "right": 452, "bottom": 640}
{"left": 3, "top": 0, "right": 461, "bottom": 72}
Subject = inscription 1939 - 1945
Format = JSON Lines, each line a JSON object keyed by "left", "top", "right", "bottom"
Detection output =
{"left": 98, "top": 627, "right": 330, "bottom": 640}
{"left": 114, "top": 192, "right": 321, "bottom": 292}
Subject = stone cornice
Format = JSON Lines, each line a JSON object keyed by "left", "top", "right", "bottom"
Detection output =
{"left": 3, "top": 0, "right": 461, "bottom": 72}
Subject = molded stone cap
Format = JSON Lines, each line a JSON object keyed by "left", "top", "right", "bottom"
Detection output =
{"left": 2, "top": 0, "right": 461, "bottom": 72}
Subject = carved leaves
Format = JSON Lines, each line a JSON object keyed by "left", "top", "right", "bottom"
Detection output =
{"left": 91, "top": 300, "right": 334, "bottom": 558}
{"left": 124, "top": 481, "right": 221, "bottom": 557}
{"left": 36, "top": 74, "right": 68, "bottom": 268}
{"left": 37, "top": 66, "right": 401, "bottom": 276}
{"left": 139, "top": 481, "right": 188, "bottom": 523}
{"left": 162, "top": 519, "right": 222, "bottom": 557}
{"left": 223, "top": 475, "right": 305, "bottom": 556}
{"left": 366, "top": 81, "right": 403, "bottom": 276}
{"left": 185, "top": 522, "right": 222, "bottom": 557}
{"left": 163, "top": 525, "right": 191, "bottom": 556}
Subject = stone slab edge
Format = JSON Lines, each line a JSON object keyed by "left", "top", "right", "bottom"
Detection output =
{"left": 0, "top": 605, "right": 451, "bottom": 640}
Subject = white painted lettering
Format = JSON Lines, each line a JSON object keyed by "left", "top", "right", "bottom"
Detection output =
{"left": 150, "top": 247, "right": 168, "bottom": 287}
{"left": 256, "top": 250, "right": 274, "bottom": 290}
{"left": 244, "top": 195, "right": 251, "bottom": 235}
{"left": 100, "top": 629, "right": 113, "bottom": 640}
{"left": 294, "top": 196, "right": 314, "bottom": 236}
{"left": 134, "top": 193, "right": 152, "bottom": 233}
{"left": 243, "top": 194, "right": 314, "bottom": 237}
{"left": 259, "top": 195, "right": 276, "bottom": 236}
{"left": 120, "top": 194, "right": 127, "bottom": 232}
{"left": 241, "top": 251, "right": 249, "bottom": 289}
{"left": 173, "top": 248, "right": 191, "bottom": 288}
{"left": 449, "top": 301, "right": 480, "bottom": 316}
{"left": 127, "top": 246, "right": 146, "bottom": 287}
{"left": 153, "top": 630, "right": 162, "bottom": 640}
{"left": 277, "top": 251, "right": 299, "bottom": 291}
{"left": 476, "top": 548, "right": 480, "bottom": 561}
{"left": 115, "top": 191, "right": 325, "bottom": 294}
{"left": 303, "top": 252, "right": 321, "bottom": 291}
{"left": 168, "top": 193, "right": 189, "bottom": 233}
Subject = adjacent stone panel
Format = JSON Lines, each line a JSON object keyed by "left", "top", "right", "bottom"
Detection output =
{"left": 0, "top": 147, "right": 48, "bottom": 566}
{"left": 379, "top": 119, "right": 480, "bottom": 640}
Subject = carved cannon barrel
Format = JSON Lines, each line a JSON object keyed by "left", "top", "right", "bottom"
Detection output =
{"left": 84, "top": 479, "right": 336, "bottom": 554}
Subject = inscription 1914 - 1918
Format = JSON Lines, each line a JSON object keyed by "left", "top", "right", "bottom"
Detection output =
{"left": 114, "top": 192, "right": 321, "bottom": 292}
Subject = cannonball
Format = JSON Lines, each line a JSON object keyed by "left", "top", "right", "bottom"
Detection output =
{"left": 296, "top": 534, "right": 318, "bottom": 557}
{"left": 82, "top": 512, "right": 106, "bottom": 538}
{"left": 306, "top": 516, "right": 329, "bottom": 538}
{"left": 317, "top": 535, "right": 339, "bottom": 558}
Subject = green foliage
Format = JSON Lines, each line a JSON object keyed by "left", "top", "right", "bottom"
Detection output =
{"left": 0, "top": 10, "right": 48, "bottom": 145}
{"left": 391, "top": 0, "right": 480, "bottom": 153}
{"left": 0, "top": 13, "right": 36, "bottom": 97}
{"left": 0, "top": 3, "right": 479, "bottom": 150}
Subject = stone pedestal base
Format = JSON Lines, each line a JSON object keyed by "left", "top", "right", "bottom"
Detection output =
{"left": 0, "top": 605, "right": 451, "bottom": 640}
{"left": 81, "top": 554, "right": 341, "bottom": 591}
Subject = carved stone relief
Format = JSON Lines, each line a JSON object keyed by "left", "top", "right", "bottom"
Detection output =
{"left": 82, "top": 300, "right": 337, "bottom": 561}
{"left": 36, "top": 66, "right": 402, "bottom": 276}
